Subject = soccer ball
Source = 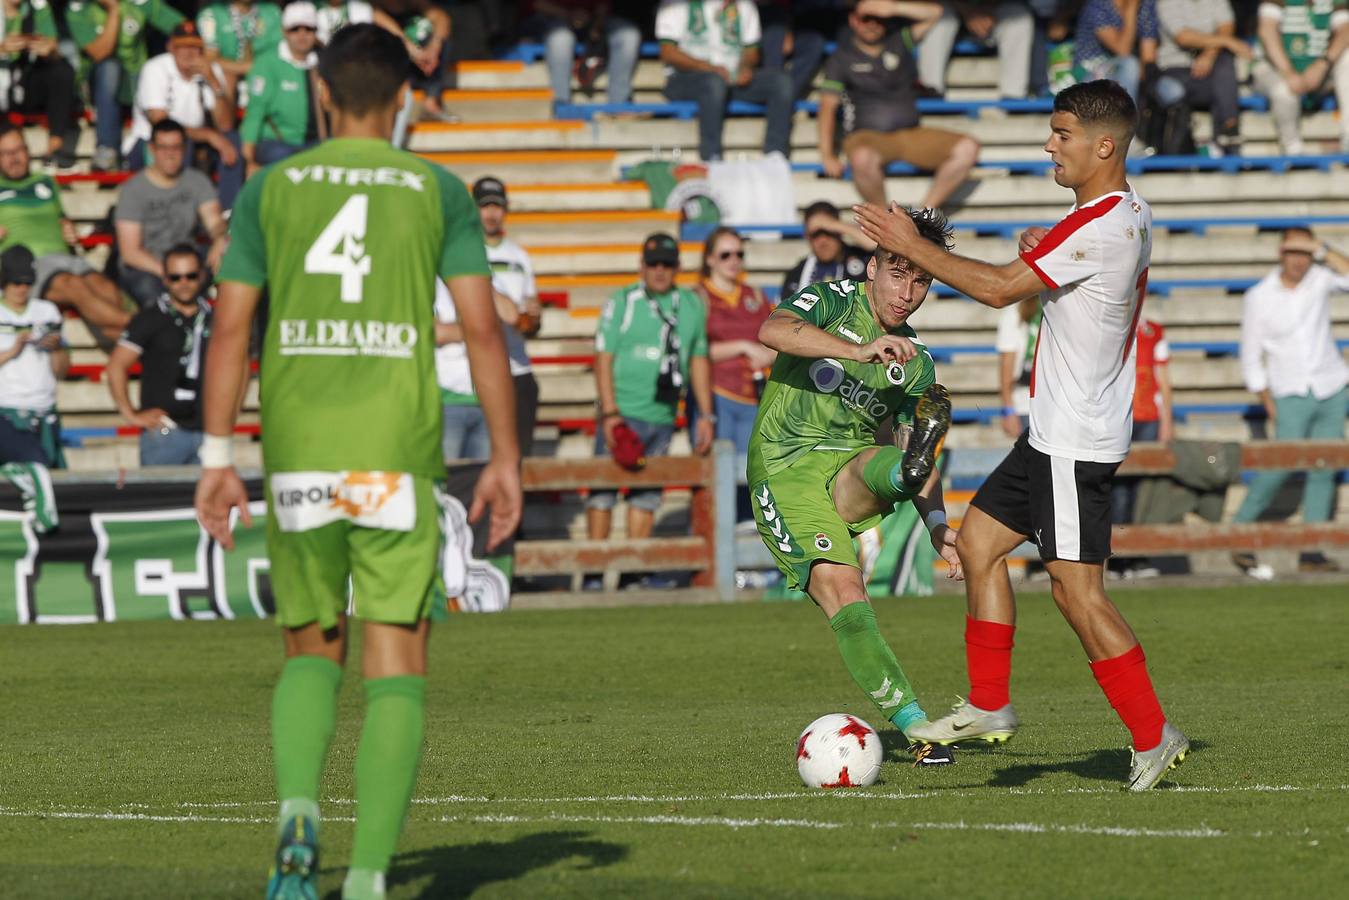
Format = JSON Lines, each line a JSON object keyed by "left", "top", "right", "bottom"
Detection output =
{"left": 795, "top": 713, "right": 883, "bottom": 788}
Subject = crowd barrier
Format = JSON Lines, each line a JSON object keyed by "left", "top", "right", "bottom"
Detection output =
{"left": 2, "top": 440, "right": 1344, "bottom": 622}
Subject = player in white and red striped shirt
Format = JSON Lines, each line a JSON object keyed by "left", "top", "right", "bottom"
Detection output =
{"left": 855, "top": 80, "right": 1188, "bottom": 791}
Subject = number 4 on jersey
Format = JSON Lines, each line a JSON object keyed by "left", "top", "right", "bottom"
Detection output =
{"left": 304, "top": 194, "right": 372, "bottom": 303}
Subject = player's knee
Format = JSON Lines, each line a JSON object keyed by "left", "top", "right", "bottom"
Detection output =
{"left": 44, "top": 273, "right": 76, "bottom": 300}
{"left": 953, "top": 136, "right": 981, "bottom": 165}
{"left": 955, "top": 525, "right": 998, "bottom": 569}
{"left": 848, "top": 145, "right": 882, "bottom": 174}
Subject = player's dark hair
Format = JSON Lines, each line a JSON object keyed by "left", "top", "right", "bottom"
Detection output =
{"left": 700, "top": 226, "right": 742, "bottom": 278}
{"left": 0, "top": 121, "right": 20, "bottom": 143}
{"left": 163, "top": 242, "right": 202, "bottom": 268}
{"left": 803, "top": 200, "right": 841, "bottom": 223}
{"left": 318, "top": 24, "right": 411, "bottom": 117}
{"left": 1053, "top": 79, "right": 1137, "bottom": 140}
{"left": 871, "top": 207, "right": 955, "bottom": 268}
{"left": 151, "top": 118, "right": 186, "bottom": 143}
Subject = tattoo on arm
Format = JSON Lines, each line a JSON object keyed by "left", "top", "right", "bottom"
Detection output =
{"left": 792, "top": 320, "right": 807, "bottom": 335}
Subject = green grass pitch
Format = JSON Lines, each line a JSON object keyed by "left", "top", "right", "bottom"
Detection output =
{"left": 2, "top": 583, "right": 1346, "bottom": 898}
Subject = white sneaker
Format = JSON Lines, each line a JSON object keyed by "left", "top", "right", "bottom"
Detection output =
{"left": 1128, "top": 721, "right": 1190, "bottom": 792}
{"left": 906, "top": 698, "right": 1019, "bottom": 746}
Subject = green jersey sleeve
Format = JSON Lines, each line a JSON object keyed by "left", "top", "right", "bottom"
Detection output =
{"left": 680, "top": 288, "right": 708, "bottom": 358}
{"left": 595, "top": 287, "right": 626, "bottom": 353}
{"left": 31, "top": 3, "right": 58, "bottom": 38}
{"left": 149, "top": 0, "right": 185, "bottom": 34}
{"left": 432, "top": 166, "right": 489, "bottom": 279}
{"left": 779, "top": 282, "right": 848, "bottom": 330}
{"left": 65, "top": 4, "right": 98, "bottom": 48}
{"left": 218, "top": 170, "right": 268, "bottom": 287}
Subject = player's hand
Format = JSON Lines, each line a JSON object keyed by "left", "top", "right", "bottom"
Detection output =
{"left": 853, "top": 202, "right": 919, "bottom": 257}
{"left": 1018, "top": 225, "right": 1050, "bottom": 255}
{"left": 694, "top": 417, "right": 715, "bottom": 455}
{"left": 1190, "top": 53, "right": 1215, "bottom": 80}
{"left": 59, "top": 220, "right": 77, "bottom": 247}
{"left": 1158, "top": 419, "right": 1173, "bottom": 443}
{"left": 1227, "top": 37, "right": 1254, "bottom": 61}
{"left": 821, "top": 155, "right": 846, "bottom": 178}
{"left": 195, "top": 466, "right": 252, "bottom": 551}
{"left": 1000, "top": 411, "right": 1021, "bottom": 439}
{"left": 1283, "top": 71, "right": 1307, "bottom": 96}
{"left": 35, "top": 332, "right": 62, "bottom": 351}
{"left": 734, "top": 67, "right": 753, "bottom": 87}
{"left": 855, "top": 0, "right": 895, "bottom": 18}
{"left": 212, "top": 133, "right": 239, "bottom": 167}
{"left": 131, "top": 407, "right": 170, "bottom": 430}
{"left": 963, "top": 11, "right": 995, "bottom": 40}
{"left": 856, "top": 334, "right": 916, "bottom": 365}
{"left": 469, "top": 457, "right": 523, "bottom": 552}
{"left": 931, "top": 524, "right": 963, "bottom": 580}
{"left": 602, "top": 414, "right": 621, "bottom": 449}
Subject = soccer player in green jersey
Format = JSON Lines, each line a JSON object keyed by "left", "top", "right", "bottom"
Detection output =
{"left": 750, "top": 207, "right": 961, "bottom": 766}
{"left": 194, "top": 25, "right": 522, "bottom": 900}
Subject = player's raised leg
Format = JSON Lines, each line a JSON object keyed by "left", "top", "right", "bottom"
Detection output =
{"left": 1045, "top": 559, "right": 1188, "bottom": 791}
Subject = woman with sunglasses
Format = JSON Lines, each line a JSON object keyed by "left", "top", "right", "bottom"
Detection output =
{"left": 694, "top": 227, "right": 775, "bottom": 473}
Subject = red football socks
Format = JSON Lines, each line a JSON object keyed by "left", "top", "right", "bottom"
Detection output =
{"left": 965, "top": 616, "right": 1015, "bottom": 711}
{"left": 1090, "top": 644, "right": 1166, "bottom": 752}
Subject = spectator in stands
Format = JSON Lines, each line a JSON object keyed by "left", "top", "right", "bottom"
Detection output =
{"left": 585, "top": 233, "right": 714, "bottom": 590}
{"left": 104, "top": 244, "right": 212, "bottom": 466}
{"left": 1109, "top": 315, "right": 1171, "bottom": 578}
{"left": 1072, "top": 0, "right": 1161, "bottom": 100}
{"left": 115, "top": 120, "right": 228, "bottom": 310}
{"left": 67, "top": 0, "right": 186, "bottom": 172}
{"left": 1233, "top": 227, "right": 1349, "bottom": 575}
{"left": 473, "top": 176, "right": 542, "bottom": 457}
{"left": 757, "top": 0, "right": 841, "bottom": 99}
{"left": 434, "top": 280, "right": 489, "bottom": 460}
{"left": 0, "top": 0, "right": 80, "bottom": 169}
{"left": 1252, "top": 0, "right": 1349, "bottom": 154}
{"left": 818, "top": 2, "right": 981, "bottom": 209}
{"left": 918, "top": 0, "right": 1035, "bottom": 99}
{"left": 781, "top": 200, "right": 873, "bottom": 297}
{"left": 0, "top": 245, "right": 67, "bottom": 469}
{"left": 198, "top": 0, "right": 285, "bottom": 104}
{"left": 995, "top": 295, "right": 1038, "bottom": 438}
{"left": 0, "top": 124, "right": 130, "bottom": 342}
{"left": 520, "top": 2, "right": 642, "bottom": 107}
{"left": 126, "top": 22, "right": 244, "bottom": 211}
{"left": 695, "top": 226, "right": 774, "bottom": 460}
{"left": 378, "top": 0, "right": 455, "bottom": 125}
{"left": 1153, "top": 0, "right": 1250, "bottom": 156}
{"left": 657, "top": 0, "right": 795, "bottom": 161}
{"left": 242, "top": 2, "right": 325, "bottom": 173}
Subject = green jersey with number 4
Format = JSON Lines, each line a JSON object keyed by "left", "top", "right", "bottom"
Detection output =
{"left": 219, "top": 137, "right": 489, "bottom": 478}
{"left": 747, "top": 278, "right": 936, "bottom": 483}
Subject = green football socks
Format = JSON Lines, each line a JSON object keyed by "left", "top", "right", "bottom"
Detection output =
{"left": 272, "top": 655, "right": 343, "bottom": 833}
{"left": 350, "top": 675, "right": 427, "bottom": 874}
{"left": 830, "top": 602, "right": 928, "bottom": 736}
{"left": 860, "top": 446, "right": 913, "bottom": 506}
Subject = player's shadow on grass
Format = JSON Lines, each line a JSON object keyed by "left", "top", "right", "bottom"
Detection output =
{"left": 370, "top": 829, "right": 627, "bottom": 899}
{"left": 987, "top": 738, "right": 1209, "bottom": 788}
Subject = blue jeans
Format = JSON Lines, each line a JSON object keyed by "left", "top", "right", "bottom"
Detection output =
{"left": 1079, "top": 55, "right": 1142, "bottom": 101}
{"left": 525, "top": 14, "right": 640, "bottom": 104}
{"left": 758, "top": 4, "right": 830, "bottom": 100}
{"left": 588, "top": 416, "right": 675, "bottom": 512}
{"left": 1111, "top": 418, "right": 1158, "bottom": 525}
{"left": 1235, "top": 387, "right": 1349, "bottom": 524}
{"left": 713, "top": 393, "right": 758, "bottom": 453}
{"left": 664, "top": 67, "right": 794, "bottom": 160}
{"left": 118, "top": 264, "right": 165, "bottom": 310}
{"left": 255, "top": 139, "right": 311, "bottom": 165}
{"left": 92, "top": 57, "right": 126, "bottom": 156}
{"left": 139, "top": 427, "right": 203, "bottom": 466}
{"left": 442, "top": 403, "right": 490, "bottom": 461}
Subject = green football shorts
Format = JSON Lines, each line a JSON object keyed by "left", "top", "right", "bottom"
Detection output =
{"left": 265, "top": 472, "right": 445, "bottom": 630}
{"left": 749, "top": 448, "right": 885, "bottom": 592}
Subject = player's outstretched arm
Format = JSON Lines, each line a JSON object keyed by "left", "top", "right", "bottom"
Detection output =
{"left": 448, "top": 273, "right": 523, "bottom": 551}
{"left": 194, "top": 281, "right": 260, "bottom": 550}
{"left": 854, "top": 203, "right": 1043, "bottom": 308}
{"left": 759, "top": 308, "right": 916, "bottom": 364}
{"left": 909, "top": 465, "right": 962, "bottom": 581}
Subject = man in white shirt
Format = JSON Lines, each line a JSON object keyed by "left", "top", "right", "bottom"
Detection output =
{"left": 856, "top": 80, "right": 1188, "bottom": 791}
{"left": 0, "top": 244, "right": 64, "bottom": 532}
{"left": 1232, "top": 227, "right": 1349, "bottom": 574}
{"left": 656, "top": 0, "right": 794, "bottom": 161}
{"left": 126, "top": 22, "right": 244, "bottom": 209}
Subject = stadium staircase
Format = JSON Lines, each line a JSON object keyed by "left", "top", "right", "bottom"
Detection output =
{"left": 39, "top": 46, "right": 1349, "bottom": 546}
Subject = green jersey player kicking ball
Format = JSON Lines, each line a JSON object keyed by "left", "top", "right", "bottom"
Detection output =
{"left": 751, "top": 207, "right": 960, "bottom": 766}
{"left": 194, "top": 25, "right": 523, "bottom": 900}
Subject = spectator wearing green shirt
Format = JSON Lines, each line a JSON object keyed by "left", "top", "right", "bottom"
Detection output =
{"left": 0, "top": 124, "right": 130, "bottom": 341}
{"left": 0, "top": 0, "right": 79, "bottom": 168}
{"left": 66, "top": 0, "right": 185, "bottom": 171}
{"left": 197, "top": 0, "right": 284, "bottom": 105}
{"left": 1252, "top": 0, "right": 1349, "bottom": 154}
{"left": 241, "top": 2, "right": 323, "bottom": 173}
{"left": 584, "top": 233, "right": 715, "bottom": 590}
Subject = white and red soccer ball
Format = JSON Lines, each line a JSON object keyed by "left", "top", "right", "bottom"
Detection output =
{"left": 795, "top": 713, "right": 883, "bottom": 788}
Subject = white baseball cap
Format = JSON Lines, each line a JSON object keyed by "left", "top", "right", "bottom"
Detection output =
{"left": 282, "top": 1, "right": 318, "bottom": 30}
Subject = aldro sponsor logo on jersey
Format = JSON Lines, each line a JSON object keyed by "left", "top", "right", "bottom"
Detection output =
{"left": 808, "top": 358, "right": 891, "bottom": 421}
{"left": 278, "top": 318, "right": 418, "bottom": 359}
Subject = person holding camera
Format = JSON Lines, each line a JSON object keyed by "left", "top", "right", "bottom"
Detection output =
{"left": 0, "top": 244, "right": 67, "bottom": 470}
{"left": 105, "top": 244, "right": 213, "bottom": 467}
{"left": 585, "top": 233, "right": 714, "bottom": 589}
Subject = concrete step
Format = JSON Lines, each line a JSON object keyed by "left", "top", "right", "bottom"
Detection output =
{"left": 438, "top": 89, "right": 553, "bottom": 122}
{"left": 419, "top": 148, "right": 619, "bottom": 184}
